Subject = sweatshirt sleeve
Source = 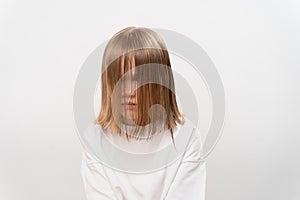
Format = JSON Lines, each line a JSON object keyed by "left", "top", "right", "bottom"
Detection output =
{"left": 81, "top": 149, "right": 117, "bottom": 200}
{"left": 164, "top": 128, "right": 207, "bottom": 200}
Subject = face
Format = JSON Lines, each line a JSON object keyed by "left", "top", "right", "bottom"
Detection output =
{"left": 119, "top": 70, "right": 138, "bottom": 125}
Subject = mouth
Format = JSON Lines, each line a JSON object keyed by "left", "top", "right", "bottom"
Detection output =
{"left": 121, "top": 102, "right": 137, "bottom": 105}
{"left": 121, "top": 102, "right": 137, "bottom": 110}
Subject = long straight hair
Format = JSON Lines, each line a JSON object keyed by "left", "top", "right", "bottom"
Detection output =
{"left": 94, "top": 26, "right": 185, "bottom": 143}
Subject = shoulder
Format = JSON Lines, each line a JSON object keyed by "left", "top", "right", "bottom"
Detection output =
{"left": 180, "top": 122, "right": 203, "bottom": 163}
{"left": 80, "top": 123, "right": 103, "bottom": 143}
{"left": 79, "top": 123, "right": 104, "bottom": 160}
{"left": 178, "top": 118, "right": 203, "bottom": 147}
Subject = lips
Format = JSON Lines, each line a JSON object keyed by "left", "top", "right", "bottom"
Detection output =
{"left": 121, "top": 102, "right": 137, "bottom": 105}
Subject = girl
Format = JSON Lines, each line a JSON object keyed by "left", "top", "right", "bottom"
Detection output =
{"left": 80, "top": 26, "right": 206, "bottom": 200}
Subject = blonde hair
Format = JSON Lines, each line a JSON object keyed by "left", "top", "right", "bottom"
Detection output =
{"left": 94, "top": 26, "right": 185, "bottom": 143}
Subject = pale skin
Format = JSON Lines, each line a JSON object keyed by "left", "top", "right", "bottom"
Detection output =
{"left": 120, "top": 67, "right": 138, "bottom": 125}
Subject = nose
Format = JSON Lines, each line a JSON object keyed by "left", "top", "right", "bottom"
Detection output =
{"left": 122, "top": 91, "right": 136, "bottom": 99}
{"left": 120, "top": 77, "right": 137, "bottom": 94}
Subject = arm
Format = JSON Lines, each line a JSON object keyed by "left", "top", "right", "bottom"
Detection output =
{"left": 81, "top": 149, "right": 117, "bottom": 200}
{"left": 164, "top": 128, "right": 207, "bottom": 200}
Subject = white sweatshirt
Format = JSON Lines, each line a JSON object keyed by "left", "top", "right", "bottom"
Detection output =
{"left": 80, "top": 121, "right": 206, "bottom": 200}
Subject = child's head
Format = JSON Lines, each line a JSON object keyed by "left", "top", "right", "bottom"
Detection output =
{"left": 95, "top": 26, "right": 185, "bottom": 141}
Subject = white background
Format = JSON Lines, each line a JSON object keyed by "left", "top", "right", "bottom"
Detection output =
{"left": 1, "top": 0, "right": 300, "bottom": 199}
